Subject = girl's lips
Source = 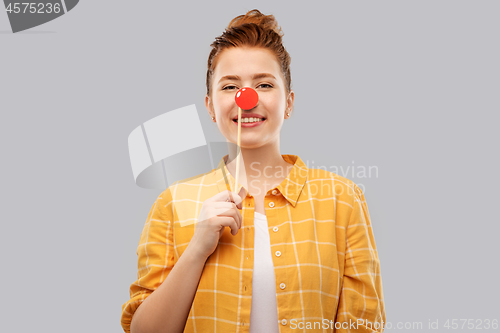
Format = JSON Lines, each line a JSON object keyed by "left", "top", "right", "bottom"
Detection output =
{"left": 232, "top": 119, "right": 266, "bottom": 127}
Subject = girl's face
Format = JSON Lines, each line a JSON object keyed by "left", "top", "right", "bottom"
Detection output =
{"left": 206, "top": 46, "right": 294, "bottom": 149}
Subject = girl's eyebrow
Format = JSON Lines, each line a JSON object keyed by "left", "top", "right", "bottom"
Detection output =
{"left": 218, "top": 73, "right": 277, "bottom": 84}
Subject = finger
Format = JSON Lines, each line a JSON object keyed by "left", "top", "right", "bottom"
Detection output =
{"left": 212, "top": 202, "right": 239, "bottom": 209}
{"left": 198, "top": 204, "right": 239, "bottom": 224}
{"left": 212, "top": 202, "right": 242, "bottom": 225}
{"left": 210, "top": 190, "right": 235, "bottom": 203}
{"left": 210, "top": 190, "right": 242, "bottom": 209}
{"left": 222, "top": 190, "right": 243, "bottom": 208}
{"left": 216, "top": 203, "right": 243, "bottom": 229}
{"left": 218, "top": 216, "right": 240, "bottom": 236}
{"left": 214, "top": 207, "right": 241, "bottom": 229}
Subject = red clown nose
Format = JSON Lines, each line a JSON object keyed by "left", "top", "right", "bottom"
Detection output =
{"left": 235, "top": 87, "right": 259, "bottom": 110}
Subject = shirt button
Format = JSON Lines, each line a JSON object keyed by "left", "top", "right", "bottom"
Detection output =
{"left": 281, "top": 319, "right": 287, "bottom": 325}
{"left": 275, "top": 250, "right": 281, "bottom": 257}
{"left": 273, "top": 226, "right": 279, "bottom": 232}
{"left": 269, "top": 202, "right": 275, "bottom": 208}
{"left": 272, "top": 189, "right": 278, "bottom": 195}
{"left": 280, "top": 283, "right": 286, "bottom": 290}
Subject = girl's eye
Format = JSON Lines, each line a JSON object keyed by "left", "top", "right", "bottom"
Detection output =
{"left": 223, "top": 84, "right": 272, "bottom": 90}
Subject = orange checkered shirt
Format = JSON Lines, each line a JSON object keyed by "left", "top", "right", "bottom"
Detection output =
{"left": 121, "top": 154, "right": 386, "bottom": 332}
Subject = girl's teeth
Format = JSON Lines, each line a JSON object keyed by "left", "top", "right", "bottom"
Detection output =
{"left": 239, "top": 118, "right": 263, "bottom": 123}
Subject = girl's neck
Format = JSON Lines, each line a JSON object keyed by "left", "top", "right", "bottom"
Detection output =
{"left": 225, "top": 143, "right": 293, "bottom": 195}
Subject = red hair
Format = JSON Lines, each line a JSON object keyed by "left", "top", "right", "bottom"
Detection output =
{"left": 206, "top": 9, "right": 292, "bottom": 98}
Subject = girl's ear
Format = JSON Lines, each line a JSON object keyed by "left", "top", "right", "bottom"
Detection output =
{"left": 286, "top": 91, "right": 295, "bottom": 117}
{"left": 288, "top": 91, "right": 295, "bottom": 108}
{"left": 205, "top": 94, "right": 210, "bottom": 110}
{"left": 205, "top": 95, "right": 215, "bottom": 120}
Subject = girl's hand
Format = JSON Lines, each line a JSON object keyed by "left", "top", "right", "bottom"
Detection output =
{"left": 187, "top": 190, "right": 243, "bottom": 261}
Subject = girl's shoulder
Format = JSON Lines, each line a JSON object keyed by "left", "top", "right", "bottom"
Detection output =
{"left": 306, "top": 167, "right": 361, "bottom": 202}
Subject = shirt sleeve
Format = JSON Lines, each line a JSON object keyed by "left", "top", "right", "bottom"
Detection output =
{"left": 335, "top": 184, "right": 386, "bottom": 332}
{"left": 120, "top": 189, "right": 176, "bottom": 333}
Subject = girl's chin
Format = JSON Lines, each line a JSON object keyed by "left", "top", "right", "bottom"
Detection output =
{"left": 230, "top": 139, "right": 269, "bottom": 150}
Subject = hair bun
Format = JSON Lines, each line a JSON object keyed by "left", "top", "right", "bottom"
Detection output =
{"left": 206, "top": 8, "right": 292, "bottom": 98}
{"left": 227, "top": 9, "right": 283, "bottom": 37}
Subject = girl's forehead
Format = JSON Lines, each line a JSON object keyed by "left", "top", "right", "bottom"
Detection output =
{"left": 214, "top": 47, "right": 281, "bottom": 77}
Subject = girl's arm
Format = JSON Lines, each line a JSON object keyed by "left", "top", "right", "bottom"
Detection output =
{"left": 335, "top": 184, "right": 386, "bottom": 332}
{"left": 122, "top": 189, "right": 242, "bottom": 333}
{"left": 130, "top": 244, "right": 207, "bottom": 333}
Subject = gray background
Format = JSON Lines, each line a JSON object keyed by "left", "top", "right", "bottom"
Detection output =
{"left": 1, "top": 1, "right": 499, "bottom": 332}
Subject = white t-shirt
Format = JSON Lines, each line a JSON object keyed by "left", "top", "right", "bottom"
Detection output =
{"left": 249, "top": 211, "right": 280, "bottom": 332}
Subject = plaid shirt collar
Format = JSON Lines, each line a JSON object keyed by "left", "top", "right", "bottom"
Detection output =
{"left": 214, "top": 154, "right": 308, "bottom": 207}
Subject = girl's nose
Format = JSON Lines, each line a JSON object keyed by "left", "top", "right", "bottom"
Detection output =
{"left": 235, "top": 87, "right": 259, "bottom": 110}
